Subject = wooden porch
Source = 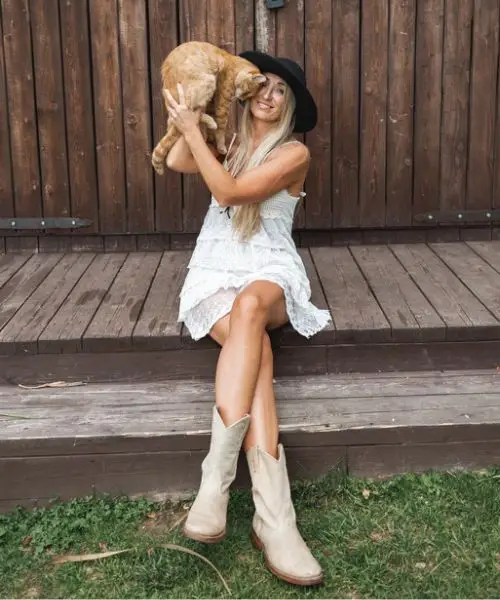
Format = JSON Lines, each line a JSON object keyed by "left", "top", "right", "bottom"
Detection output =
{"left": 1, "top": 241, "right": 500, "bottom": 381}
{"left": 1, "top": 240, "right": 500, "bottom": 510}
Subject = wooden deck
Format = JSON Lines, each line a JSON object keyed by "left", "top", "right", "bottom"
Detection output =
{"left": 1, "top": 369, "right": 499, "bottom": 511}
{"left": 1, "top": 242, "right": 500, "bottom": 384}
{"left": 2, "top": 242, "right": 500, "bottom": 511}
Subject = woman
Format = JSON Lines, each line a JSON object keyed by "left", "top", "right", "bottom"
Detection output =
{"left": 165, "top": 51, "right": 330, "bottom": 586}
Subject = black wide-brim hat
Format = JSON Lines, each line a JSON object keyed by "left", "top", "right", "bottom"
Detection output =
{"left": 239, "top": 50, "right": 317, "bottom": 133}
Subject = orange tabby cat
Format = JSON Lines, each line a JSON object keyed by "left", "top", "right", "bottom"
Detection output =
{"left": 152, "top": 41, "right": 265, "bottom": 175}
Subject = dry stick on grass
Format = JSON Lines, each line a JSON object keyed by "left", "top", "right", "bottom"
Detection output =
{"left": 52, "top": 543, "right": 231, "bottom": 595}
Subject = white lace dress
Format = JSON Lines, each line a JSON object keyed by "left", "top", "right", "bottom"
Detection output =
{"left": 178, "top": 186, "right": 332, "bottom": 341}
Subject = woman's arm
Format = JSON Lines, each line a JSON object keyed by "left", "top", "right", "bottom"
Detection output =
{"left": 165, "top": 85, "right": 310, "bottom": 206}
{"left": 184, "top": 127, "right": 309, "bottom": 207}
{"left": 166, "top": 134, "right": 219, "bottom": 174}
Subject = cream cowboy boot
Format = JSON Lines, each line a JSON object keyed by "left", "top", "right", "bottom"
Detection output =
{"left": 247, "top": 444, "right": 324, "bottom": 586}
{"left": 183, "top": 406, "right": 250, "bottom": 543}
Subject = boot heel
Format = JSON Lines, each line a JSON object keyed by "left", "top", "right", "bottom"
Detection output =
{"left": 251, "top": 529, "right": 264, "bottom": 550}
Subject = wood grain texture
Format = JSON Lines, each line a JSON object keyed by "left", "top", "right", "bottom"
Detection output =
{"left": 255, "top": 0, "right": 276, "bottom": 54}
{"left": 466, "top": 0, "right": 499, "bottom": 212}
{"left": 304, "top": 0, "right": 331, "bottom": 229}
{"left": 311, "top": 246, "right": 391, "bottom": 342}
{"left": 413, "top": 0, "right": 444, "bottom": 217}
{"left": 133, "top": 250, "right": 190, "bottom": 349}
{"left": 0, "top": 254, "right": 93, "bottom": 353}
{"left": 83, "top": 252, "right": 161, "bottom": 351}
{"left": 30, "top": 0, "right": 70, "bottom": 219}
{"left": 0, "top": 254, "right": 61, "bottom": 333}
{"left": 327, "top": 340, "right": 500, "bottom": 374}
{"left": 431, "top": 242, "right": 500, "bottom": 321}
{"left": 359, "top": 0, "right": 388, "bottom": 227}
{"left": 59, "top": 0, "right": 99, "bottom": 233}
{"left": 180, "top": 0, "right": 210, "bottom": 232}
{"left": 332, "top": 0, "right": 360, "bottom": 227}
{"left": 2, "top": 369, "right": 500, "bottom": 504}
{"left": 38, "top": 253, "right": 127, "bottom": 353}
{"left": 351, "top": 245, "right": 445, "bottom": 341}
{"left": 391, "top": 243, "right": 500, "bottom": 339}
{"left": 119, "top": 0, "right": 154, "bottom": 233}
{"left": 386, "top": 0, "right": 415, "bottom": 226}
{"left": 149, "top": 0, "right": 183, "bottom": 232}
{"left": 439, "top": 0, "right": 473, "bottom": 212}
{"left": 348, "top": 440, "right": 500, "bottom": 478}
{"left": 1, "top": 0, "right": 41, "bottom": 218}
{"left": 89, "top": 0, "right": 127, "bottom": 232}
{"left": 0, "top": 8, "right": 13, "bottom": 217}
{"left": 0, "top": 254, "right": 30, "bottom": 290}
{"left": 467, "top": 240, "right": 500, "bottom": 274}
{"left": 235, "top": 0, "right": 254, "bottom": 53}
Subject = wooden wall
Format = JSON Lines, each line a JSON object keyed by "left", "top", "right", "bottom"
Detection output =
{"left": 1, "top": 0, "right": 500, "bottom": 243}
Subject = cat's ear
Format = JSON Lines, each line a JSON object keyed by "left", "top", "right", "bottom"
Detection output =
{"left": 253, "top": 74, "right": 266, "bottom": 84}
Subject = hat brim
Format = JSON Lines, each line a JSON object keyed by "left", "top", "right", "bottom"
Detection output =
{"left": 239, "top": 51, "right": 317, "bottom": 133}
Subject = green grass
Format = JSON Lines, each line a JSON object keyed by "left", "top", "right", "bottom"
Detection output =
{"left": 1, "top": 469, "right": 499, "bottom": 599}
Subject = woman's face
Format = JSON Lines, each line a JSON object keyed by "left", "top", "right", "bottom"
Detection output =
{"left": 250, "top": 72, "right": 287, "bottom": 124}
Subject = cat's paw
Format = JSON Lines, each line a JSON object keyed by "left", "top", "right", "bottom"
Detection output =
{"left": 200, "top": 113, "right": 218, "bottom": 130}
{"left": 217, "top": 143, "right": 228, "bottom": 155}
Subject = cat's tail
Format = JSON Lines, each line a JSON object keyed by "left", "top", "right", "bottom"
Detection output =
{"left": 152, "top": 123, "right": 180, "bottom": 175}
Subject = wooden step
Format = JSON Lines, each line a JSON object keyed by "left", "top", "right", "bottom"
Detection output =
{"left": 1, "top": 369, "right": 499, "bottom": 512}
{"left": 1, "top": 243, "right": 500, "bottom": 372}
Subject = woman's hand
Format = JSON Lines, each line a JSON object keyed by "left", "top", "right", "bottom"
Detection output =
{"left": 163, "top": 83, "right": 201, "bottom": 136}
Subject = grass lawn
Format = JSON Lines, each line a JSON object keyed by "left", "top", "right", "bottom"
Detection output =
{"left": 0, "top": 468, "right": 499, "bottom": 599}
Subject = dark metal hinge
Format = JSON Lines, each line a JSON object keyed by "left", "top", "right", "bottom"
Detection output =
{"left": 414, "top": 210, "right": 500, "bottom": 225}
{"left": 266, "top": 0, "right": 285, "bottom": 8}
{"left": 0, "top": 217, "right": 92, "bottom": 230}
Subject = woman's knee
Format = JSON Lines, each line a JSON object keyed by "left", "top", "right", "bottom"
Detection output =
{"left": 231, "top": 292, "right": 267, "bottom": 326}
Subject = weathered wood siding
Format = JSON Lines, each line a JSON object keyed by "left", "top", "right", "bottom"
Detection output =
{"left": 1, "top": 0, "right": 499, "bottom": 237}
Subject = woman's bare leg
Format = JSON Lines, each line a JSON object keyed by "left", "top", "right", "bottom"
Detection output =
{"left": 209, "top": 281, "right": 288, "bottom": 457}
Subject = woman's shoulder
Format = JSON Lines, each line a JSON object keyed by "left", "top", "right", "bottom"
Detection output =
{"left": 268, "top": 138, "right": 310, "bottom": 165}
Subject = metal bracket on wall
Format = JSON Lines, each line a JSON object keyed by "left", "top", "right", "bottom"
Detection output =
{"left": 266, "top": 0, "right": 285, "bottom": 8}
{"left": 0, "top": 217, "right": 92, "bottom": 230}
{"left": 414, "top": 210, "right": 500, "bottom": 225}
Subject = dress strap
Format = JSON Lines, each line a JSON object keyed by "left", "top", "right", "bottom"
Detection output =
{"left": 227, "top": 133, "right": 237, "bottom": 156}
{"left": 222, "top": 133, "right": 237, "bottom": 169}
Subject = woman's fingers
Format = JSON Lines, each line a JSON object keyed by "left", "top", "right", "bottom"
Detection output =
{"left": 163, "top": 88, "right": 178, "bottom": 109}
{"left": 177, "top": 82, "right": 186, "bottom": 106}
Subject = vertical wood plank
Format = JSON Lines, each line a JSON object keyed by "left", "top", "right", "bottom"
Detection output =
{"left": 30, "top": 0, "right": 70, "bottom": 219}
{"left": 148, "top": 0, "right": 183, "bottom": 233}
{"left": 180, "top": 0, "right": 210, "bottom": 232}
{"left": 359, "top": 0, "right": 388, "bottom": 227}
{"left": 89, "top": 0, "right": 127, "bottom": 233}
{"left": 119, "top": 0, "right": 154, "bottom": 233}
{"left": 413, "top": 0, "right": 444, "bottom": 219}
{"left": 496, "top": 28, "right": 500, "bottom": 210}
{"left": 439, "top": 0, "right": 473, "bottom": 212}
{"left": 0, "top": 8, "right": 13, "bottom": 217}
{"left": 255, "top": 0, "right": 276, "bottom": 55}
{"left": 1, "top": 0, "right": 41, "bottom": 218}
{"left": 207, "top": 0, "right": 236, "bottom": 132}
{"left": 467, "top": 0, "right": 499, "bottom": 211}
{"left": 275, "top": 0, "right": 305, "bottom": 227}
{"left": 235, "top": 0, "right": 254, "bottom": 53}
{"left": 207, "top": 0, "right": 235, "bottom": 53}
{"left": 386, "top": 0, "right": 416, "bottom": 226}
{"left": 332, "top": 0, "right": 360, "bottom": 228}
{"left": 59, "top": 0, "right": 99, "bottom": 233}
{"left": 304, "top": 0, "right": 332, "bottom": 229}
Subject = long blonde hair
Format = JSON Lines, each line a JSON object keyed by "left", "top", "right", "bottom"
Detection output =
{"left": 227, "top": 84, "right": 297, "bottom": 241}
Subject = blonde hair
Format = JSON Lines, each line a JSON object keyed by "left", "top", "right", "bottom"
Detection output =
{"left": 227, "top": 84, "right": 297, "bottom": 241}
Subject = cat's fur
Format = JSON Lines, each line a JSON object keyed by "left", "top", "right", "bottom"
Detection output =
{"left": 152, "top": 41, "right": 265, "bottom": 175}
